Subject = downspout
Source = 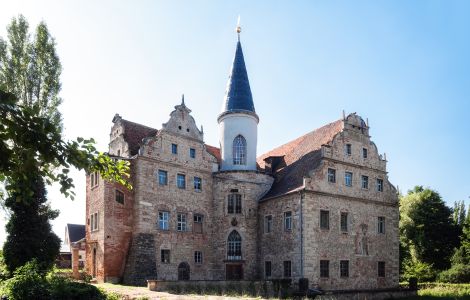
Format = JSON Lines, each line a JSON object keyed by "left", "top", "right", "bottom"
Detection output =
{"left": 300, "top": 189, "right": 304, "bottom": 278}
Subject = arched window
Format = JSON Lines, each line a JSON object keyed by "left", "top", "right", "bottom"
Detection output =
{"left": 233, "top": 135, "right": 247, "bottom": 165}
{"left": 227, "top": 230, "right": 242, "bottom": 260}
{"left": 177, "top": 262, "right": 190, "bottom": 280}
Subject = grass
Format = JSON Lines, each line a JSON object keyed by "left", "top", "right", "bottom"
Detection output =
{"left": 399, "top": 283, "right": 470, "bottom": 300}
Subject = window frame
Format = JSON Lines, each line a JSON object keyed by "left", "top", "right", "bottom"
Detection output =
{"left": 284, "top": 211, "right": 292, "bottom": 231}
{"left": 193, "top": 176, "right": 202, "bottom": 191}
{"left": 377, "top": 216, "right": 386, "bottom": 234}
{"left": 265, "top": 261, "right": 272, "bottom": 278}
{"left": 264, "top": 215, "right": 273, "bottom": 233}
{"left": 361, "top": 175, "right": 369, "bottom": 189}
{"left": 177, "top": 173, "right": 186, "bottom": 189}
{"left": 363, "top": 148, "right": 368, "bottom": 159}
{"left": 189, "top": 148, "right": 196, "bottom": 159}
{"left": 345, "top": 171, "right": 353, "bottom": 187}
{"left": 227, "top": 230, "right": 242, "bottom": 261}
{"left": 171, "top": 143, "right": 178, "bottom": 154}
{"left": 320, "top": 210, "right": 330, "bottom": 230}
{"left": 158, "top": 170, "right": 168, "bottom": 186}
{"left": 327, "top": 168, "right": 336, "bottom": 183}
{"left": 158, "top": 211, "right": 170, "bottom": 230}
{"left": 161, "top": 249, "right": 170, "bottom": 264}
{"left": 340, "top": 260, "right": 349, "bottom": 278}
{"left": 283, "top": 260, "right": 292, "bottom": 278}
{"left": 345, "top": 144, "right": 352, "bottom": 156}
{"left": 378, "top": 261, "right": 386, "bottom": 277}
{"left": 115, "top": 189, "right": 125, "bottom": 205}
{"left": 90, "top": 212, "right": 99, "bottom": 232}
{"left": 227, "top": 194, "right": 242, "bottom": 214}
{"left": 177, "top": 213, "right": 187, "bottom": 232}
{"left": 194, "top": 251, "right": 202, "bottom": 264}
{"left": 340, "top": 212, "right": 348, "bottom": 232}
{"left": 320, "top": 260, "right": 329, "bottom": 278}
{"left": 376, "top": 178, "right": 384, "bottom": 192}
{"left": 193, "top": 214, "right": 203, "bottom": 234}
{"left": 233, "top": 135, "right": 247, "bottom": 165}
{"left": 90, "top": 171, "right": 99, "bottom": 188}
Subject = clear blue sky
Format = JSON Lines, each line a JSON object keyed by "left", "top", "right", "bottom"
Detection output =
{"left": 1, "top": 0, "right": 469, "bottom": 245}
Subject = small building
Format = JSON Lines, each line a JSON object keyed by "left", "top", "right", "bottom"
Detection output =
{"left": 64, "top": 223, "right": 86, "bottom": 268}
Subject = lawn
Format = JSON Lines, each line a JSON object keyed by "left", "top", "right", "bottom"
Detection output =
{"left": 399, "top": 283, "right": 470, "bottom": 300}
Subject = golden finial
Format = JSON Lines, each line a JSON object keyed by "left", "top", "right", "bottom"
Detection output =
{"left": 236, "top": 15, "right": 241, "bottom": 40}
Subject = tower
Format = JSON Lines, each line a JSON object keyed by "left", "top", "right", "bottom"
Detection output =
{"left": 218, "top": 21, "right": 258, "bottom": 171}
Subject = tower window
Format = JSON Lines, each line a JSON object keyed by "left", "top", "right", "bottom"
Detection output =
{"left": 227, "top": 230, "right": 242, "bottom": 260}
{"left": 190, "top": 148, "right": 196, "bottom": 159}
{"left": 233, "top": 135, "right": 247, "bottom": 165}
{"left": 228, "top": 194, "right": 242, "bottom": 214}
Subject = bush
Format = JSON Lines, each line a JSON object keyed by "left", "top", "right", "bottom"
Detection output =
{"left": 438, "top": 264, "right": 470, "bottom": 283}
{"left": 402, "top": 260, "right": 437, "bottom": 282}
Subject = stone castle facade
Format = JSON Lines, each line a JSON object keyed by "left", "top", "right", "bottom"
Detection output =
{"left": 85, "top": 30, "right": 399, "bottom": 290}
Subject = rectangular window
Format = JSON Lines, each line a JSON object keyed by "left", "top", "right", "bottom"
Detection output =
{"left": 115, "top": 189, "right": 124, "bottom": 204}
{"left": 265, "top": 215, "right": 273, "bottom": 233}
{"left": 90, "top": 171, "right": 99, "bottom": 188}
{"left": 284, "top": 211, "right": 292, "bottom": 231}
{"left": 283, "top": 261, "right": 292, "bottom": 278}
{"left": 177, "top": 213, "right": 187, "bottom": 231}
{"left": 340, "top": 260, "right": 349, "bottom": 277}
{"left": 320, "top": 260, "right": 329, "bottom": 278}
{"left": 90, "top": 212, "right": 99, "bottom": 231}
{"left": 171, "top": 143, "right": 178, "bottom": 154}
{"left": 158, "top": 170, "right": 168, "bottom": 185}
{"left": 345, "top": 172, "right": 353, "bottom": 187}
{"left": 340, "top": 212, "right": 348, "bottom": 232}
{"left": 161, "top": 249, "right": 170, "bottom": 263}
{"left": 193, "top": 214, "right": 203, "bottom": 233}
{"left": 377, "top": 178, "right": 384, "bottom": 192}
{"left": 193, "top": 177, "right": 202, "bottom": 191}
{"left": 378, "top": 261, "right": 385, "bottom": 277}
{"left": 228, "top": 194, "right": 242, "bottom": 214}
{"left": 190, "top": 148, "right": 196, "bottom": 159}
{"left": 320, "top": 210, "right": 329, "bottom": 230}
{"left": 378, "top": 216, "right": 385, "bottom": 234}
{"left": 327, "top": 168, "right": 336, "bottom": 183}
{"left": 158, "top": 211, "right": 169, "bottom": 230}
{"left": 361, "top": 175, "right": 369, "bottom": 189}
{"left": 363, "top": 148, "right": 368, "bottom": 159}
{"left": 177, "top": 174, "right": 186, "bottom": 189}
{"left": 265, "top": 261, "right": 272, "bottom": 278}
{"left": 345, "top": 144, "right": 352, "bottom": 156}
{"left": 194, "top": 251, "right": 202, "bottom": 264}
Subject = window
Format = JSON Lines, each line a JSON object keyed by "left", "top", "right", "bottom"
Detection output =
{"left": 265, "top": 261, "right": 272, "bottom": 278}
{"left": 345, "top": 172, "right": 353, "bottom": 187}
{"left": 378, "top": 261, "right": 385, "bottom": 277}
{"left": 378, "top": 216, "right": 385, "bottom": 234}
{"left": 177, "top": 174, "right": 186, "bottom": 189}
{"left": 177, "top": 213, "right": 187, "bottom": 231}
{"left": 340, "top": 212, "right": 348, "bottom": 232}
{"left": 265, "top": 215, "right": 273, "bottom": 233}
{"left": 158, "top": 211, "right": 169, "bottom": 230}
{"left": 193, "top": 177, "right": 202, "bottom": 191}
{"left": 190, "top": 148, "right": 196, "bottom": 159}
{"left": 158, "top": 170, "right": 168, "bottom": 185}
{"left": 361, "top": 175, "right": 369, "bottom": 189}
{"left": 90, "top": 212, "right": 99, "bottom": 231}
{"left": 320, "top": 210, "right": 329, "bottom": 230}
{"left": 115, "top": 190, "right": 124, "bottom": 204}
{"left": 171, "top": 143, "right": 178, "bottom": 154}
{"left": 363, "top": 148, "right": 368, "bottom": 159}
{"left": 327, "top": 168, "right": 336, "bottom": 183}
{"left": 90, "top": 172, "right": 99, "bottom": 188}
{"left": 320, "top": 260, "right": 329, "bottom": 278}
{"left": 161, "top": 249, "right": 170, "bottom": 263}
{"left": 284, "top": 212, "right": 292, "bottom": 231}
{"left": 227, "top": 194, "right": 242, "bottom": 214}
{"left": 345, "top": 144, "right": 352, "bottom": 156}
{"left": 233, "top": 135, "right": 247, "bottom": 165}
{"left": 377, "top": 179, "right": 384, "bottom": 192}
{"left": 227, "top": 230, "right": 242, "bottom": 260}
{"left": 340, "top": 260, "right": 349, "bottom": 277}
{"left": 194, "top": 251, "right": 202, "bottom": 264}
{"left": 283, "top": 261, "right": 292, "bottom": 277}
{"left": 193, "top": 214, "right": 203, "bottom": 233}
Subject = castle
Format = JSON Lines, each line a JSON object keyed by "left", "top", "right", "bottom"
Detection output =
{"left": 85, "top": 26, "right": 399, "bottom": 290}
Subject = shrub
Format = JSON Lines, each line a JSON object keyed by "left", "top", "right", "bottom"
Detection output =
{"left": 402, "top": 260, "right": 437, "bottom": 282}
{"left": 438, "top": 264, "right": 470, "bottom": 283}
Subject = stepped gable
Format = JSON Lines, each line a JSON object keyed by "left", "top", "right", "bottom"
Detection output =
{"left": 258, "top": 119, "right": 344, "bottom": 199}
{"left": 205, "top": 144, "right": 221, "bottom": 163}
{"left": 120, "top": 119, "right": 158, "bottom": 155}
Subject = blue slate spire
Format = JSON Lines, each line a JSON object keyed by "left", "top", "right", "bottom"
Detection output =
{"left": 221, "top": 39, "right": 256, "bottom": 114}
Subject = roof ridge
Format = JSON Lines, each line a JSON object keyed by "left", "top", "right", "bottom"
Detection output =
{"left": 121, "top": 118, "right": 157, "bottom": 131}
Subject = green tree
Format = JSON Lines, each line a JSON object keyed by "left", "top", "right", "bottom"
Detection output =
{"left": 0, "top": 15, "right": 62, "bottom": 130}
{"left": 453, "top": 200, "right": 467, "bottom": 227}
{"left": 400, "top": 186, "right": 460, "bottom": 271}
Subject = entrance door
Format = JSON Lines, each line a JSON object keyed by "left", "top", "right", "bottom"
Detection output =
{"left": 226, "top": 264, "right": 243, "bottom": 280}
{"left": 178, "top": 262, "right": 190, "bottom": 280}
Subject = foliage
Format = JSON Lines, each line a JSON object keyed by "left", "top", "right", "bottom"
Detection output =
{"left": 0, "top": 260, "right": 110, "bottom": 300}
{"left": 3, "top": 175, "right": 61, "bottom": 273}
{"left": 417, "top": 283, "right": 470, "bottom": 298}
{"left": 402, "top": 259, "right": 437, "bottom": 283}
{"left": 400, "top": 186, "right": 460, "bottom": 271}
{"left": 438, "top": 264, "right": 470, "bottom": 284}
{"left": 453, "top": 200, "right": 467, "bottom": 228}
{"left": 0, "top": 15, "right": 62, "bottom": 131}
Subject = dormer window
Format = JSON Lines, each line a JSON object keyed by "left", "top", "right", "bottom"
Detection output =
{"left": 233, "top": 135, "right": 246, "bottom": 165}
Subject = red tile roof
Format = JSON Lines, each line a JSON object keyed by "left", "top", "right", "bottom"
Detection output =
{"left": 257, "top": 119, "right": 344, "bottom": 199}
{"left": 205, "top": 144, "right": 221, "bottom": 162}
{"left": 120, "top": 119, "right": 158, "bottom": 155}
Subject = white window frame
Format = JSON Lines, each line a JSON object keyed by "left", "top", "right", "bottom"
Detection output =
{"left": 345, "top": 172, "right": 353, "bottom": 187}
{"left": 284, "top": 211, "right": 292, "bottom": 231}
{"left": 158, "top": 211, "right": 169, "bottom": 230}
{"left": 177, "top": 213, "right": 187, "bottom": 232}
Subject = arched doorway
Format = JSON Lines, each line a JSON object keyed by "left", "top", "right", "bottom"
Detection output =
{"left": 226, "top": 230, "right": 243, "bottom": 280}
{"left": 178, "top": 262, "right": 190, "bottom": 280}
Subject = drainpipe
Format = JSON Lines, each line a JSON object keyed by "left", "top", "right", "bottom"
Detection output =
{"left": 300, "top": 190, "right": 304, "bottom": 278}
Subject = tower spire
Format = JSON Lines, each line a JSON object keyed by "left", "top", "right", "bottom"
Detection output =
{"left": 236, "top": 15, "right": 241, "bottom": 41}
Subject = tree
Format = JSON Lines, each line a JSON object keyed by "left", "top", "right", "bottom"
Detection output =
{"left": 453, "top": 200, "right": 467, "bottom": 228}
{"left": 0, "top": 15, "right": 62, "bottom": 130}
{"left": 400, "top": 186, "right": 460, "bottom": 271}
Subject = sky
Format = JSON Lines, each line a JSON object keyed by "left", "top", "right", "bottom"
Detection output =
{"left": 1, "top": 0, "right": 469, "bottom": 247}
